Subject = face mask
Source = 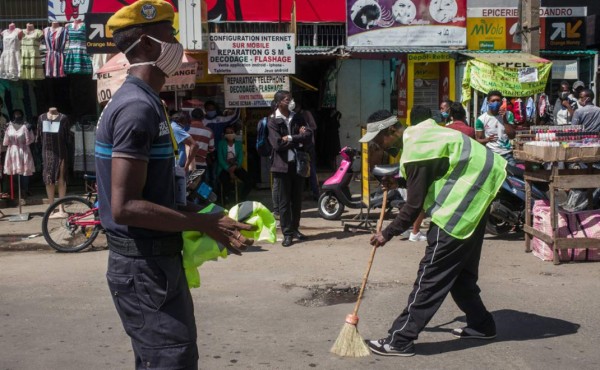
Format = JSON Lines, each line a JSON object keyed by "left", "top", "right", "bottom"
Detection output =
{"left": 488, "top": 101, "right": 501, "bottom": 113}
{"left": 441, "top": 111, "right": 450, "bottom": 119}
{"left": 205, "top": 110, "right": 217, "bottom": 119}
{"left": 579, "top": 97, "right": 589, "bottom": 106}
{"left": 125, "top": 35, "right": 184, "bottom": 77}
{"left": 225, "top": 133, "right": 236, "bottom": 141}
{"left": 288, "top": 99, "right": 296, "bottom": 111}
{"left": 560, "top": 92, "right": 569, "bottom": 99}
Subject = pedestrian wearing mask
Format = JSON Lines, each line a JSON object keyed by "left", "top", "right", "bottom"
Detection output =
{"left": 268, "top": 90, "right": 313, "bottom": 247}
{"left": 475, "top": 90, "right": 516, "bottom": 166}
{"left": 439, "top": 99, "right": 453, "bottom": 125}
{"left": 217, "top": 125, "right": 252, "bottom": 204}
{"left": 553, "top": 81, "right": 576, "bottom": 125}
{"left": 96, "top": 2, "right": 254, "bottom": 368}
{"left": 572, "top": 89, "right": 600, "bottom": 132}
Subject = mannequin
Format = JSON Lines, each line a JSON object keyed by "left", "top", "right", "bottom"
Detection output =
{"left": 20, "top": 23, "right": 45, "bottom": 80}
{"left": 44, "top": 22, "right": 68, "bottom": 78}
{"left": 65, "top": 18, "right": 92, "bottom": 75}
{"left": 3, "top": 109, "right": 35, "bottom": 179}
{"left": 38, "top": 107, "right": 69, "bottom": 216}
{"left": 0, "top": 23, "right": 24, "bottom": 81}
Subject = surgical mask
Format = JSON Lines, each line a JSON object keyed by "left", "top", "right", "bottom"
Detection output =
{"left": 205, "top": 110, "right": 217, "bottom": 119}
{"left": 288, "top": 99, "right": 296, "bottom": 111}
{"left": 488, "top": 101, "right": 501, "bottom": 113}
{"left": 225, "top": 133, "right": 236, "bottom": 141}
{"left": 124, "top": 35, "right": 184, "bottom": 77}
{"left": 579, "top": 97, "right": 589, "bottom": 106}
{"left": 441, "top": 111, "right": 450, "bottom": 119}
{"left": 560, "top": 91, "right": 569, "bottom": 99}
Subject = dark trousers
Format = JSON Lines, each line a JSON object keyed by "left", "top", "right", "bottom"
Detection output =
{"left": 273, "top": 162, "right": 303, "bottom": 236}
{"left": 219, "top": 167, "right": 252, "bottom": 202}
{"left": 388, "top": 211, "right": 495, "bottom": 345}
{"left": 106, "top": 251, "right": 199, "bottom": 370}
{"left": 271, "top": 175, "right": 281, "bottom": 214}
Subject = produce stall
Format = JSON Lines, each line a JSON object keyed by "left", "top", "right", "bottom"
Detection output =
{"left": 514, "top": 126, "right": 600, "bottom": 265}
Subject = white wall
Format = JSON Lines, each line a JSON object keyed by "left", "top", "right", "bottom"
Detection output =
{"left": 336, "top": 59, "right": 392, "bottom": 149}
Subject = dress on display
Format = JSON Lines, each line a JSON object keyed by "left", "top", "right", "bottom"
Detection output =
{"left": 64, "top": 23, "right": 92, "bottom": 75}
{"left": 2, "top": 123, "right": 35, "bottom": 176}
{"left": 44, "top": 26, "right": 68, "bottom": 78}
{"left": 0, "top": 29, "right": 22, "bottom": 81}
{"left": 37, "top": 113, "right": 70, "bottom": 185}
{"left": 20, "top": 29, "right": 45, "bottom": 80}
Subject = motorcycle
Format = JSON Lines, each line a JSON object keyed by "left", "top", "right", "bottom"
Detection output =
{"left": 318, "top": 146, "right": 404, "bottom": 220}
{"left": 487, "top": 165, "right": 549, "bottom": 235}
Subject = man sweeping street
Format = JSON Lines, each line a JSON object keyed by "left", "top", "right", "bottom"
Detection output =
{"left": 359, "top": 110, "right": 507, "bottom": 357}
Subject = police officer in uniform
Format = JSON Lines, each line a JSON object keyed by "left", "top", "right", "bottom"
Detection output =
{"left": 360, "top": 110, "right": 507, "bottom": 357}
{"left": 96, "top": 1, "right": 254, "bottom": 368}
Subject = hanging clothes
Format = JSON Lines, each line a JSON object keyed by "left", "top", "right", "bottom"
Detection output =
{"left": 2, "top": 123, "right": 35, "bottom": 176}
{"left": 64, "top": 23, "right": 92, "bottom": 75}
{"left": 0, "top": 29, "right": 22, "bottom": 81}
{"left": 44, "top": 26, "right": 68, "bottom": 78}
{"left": 37, "top": 113, "right": 70, "bottom": 184}
{"left": 20, "top": 29, "right": 45, "bottom": 80}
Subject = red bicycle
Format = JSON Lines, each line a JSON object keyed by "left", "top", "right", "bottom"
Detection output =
{"left": 41, "top": 175, "right": 102, "bottom": 252}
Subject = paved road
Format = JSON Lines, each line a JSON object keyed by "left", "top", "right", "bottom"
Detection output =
{"left": 1, "top": 203, "right": 600, "bottom": 369}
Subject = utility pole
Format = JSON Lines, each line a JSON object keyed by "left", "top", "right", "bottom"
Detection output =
{"left": 521, "top": 0, "right": 541, "bottom": 55}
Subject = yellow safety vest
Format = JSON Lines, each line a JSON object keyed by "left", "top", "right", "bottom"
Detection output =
{"left": 400, "top": 120, "right": 507, "bottom": 239}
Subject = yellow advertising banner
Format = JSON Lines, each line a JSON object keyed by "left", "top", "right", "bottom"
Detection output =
{"left": 461, "top": 56, "right": 552, "bottom": 103}
{"left": 467, "top": 18, "right": 507, "bottom": 50}
{"left": 361, "top": 128, "right": 370, "bottom": 208}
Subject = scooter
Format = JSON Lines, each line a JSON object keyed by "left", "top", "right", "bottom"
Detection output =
{"left": 318, "top": 146, "right": 403, "bottom": 220}
{"left": 487, "top": 165, "right": 549, "bottom": 235}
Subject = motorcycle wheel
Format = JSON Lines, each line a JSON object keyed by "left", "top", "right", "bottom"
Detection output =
{"left": 485, "top": 215, "right": 513, "bottom": 236}
{"left": 318, "top": 193, "right": 345, "bottom": 220}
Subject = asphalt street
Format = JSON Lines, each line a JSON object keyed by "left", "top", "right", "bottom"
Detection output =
{"left": 1, "top": 199, "right": 600, "bottom": 370}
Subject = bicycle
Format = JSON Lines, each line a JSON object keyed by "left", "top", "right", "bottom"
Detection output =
{"left": 41, "top": 174, "right": 103, "bottom": 252}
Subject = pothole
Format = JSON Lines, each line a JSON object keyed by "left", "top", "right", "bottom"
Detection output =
{"left": 295, "top": 286, "right": 360, "bottom": 307}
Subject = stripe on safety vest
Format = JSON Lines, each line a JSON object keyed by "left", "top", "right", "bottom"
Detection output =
{"left": 427, "top": 135, "right": 471, "bottom": 216}
{"left": 445, "top": 147, "right": 495, "bottom": 234}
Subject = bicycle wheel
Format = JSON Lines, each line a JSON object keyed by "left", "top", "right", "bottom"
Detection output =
{"left": 42, "top": 196, "right": 101, "bottom": 252}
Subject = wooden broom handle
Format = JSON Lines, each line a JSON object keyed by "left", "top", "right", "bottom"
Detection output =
{"left": 352, "top": 190, "right": 388, "bottom": 317}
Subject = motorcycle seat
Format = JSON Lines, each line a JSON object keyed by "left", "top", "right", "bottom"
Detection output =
{"left": 372, "top": 164, "right": 399, "bottom": 177}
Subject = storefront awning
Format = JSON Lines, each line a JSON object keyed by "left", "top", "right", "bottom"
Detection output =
{"left": 346, "top": 47, "right": 462, "bottom": 54}
{"left": 460, "top": 51, "right": 553, "bottom": 104}
{"left": 295, "top": 46, "right": 343, "bottom": 56}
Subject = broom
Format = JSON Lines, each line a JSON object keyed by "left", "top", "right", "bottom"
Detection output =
{"left": 330, "top": 190, "right": 388, "bottom": 357}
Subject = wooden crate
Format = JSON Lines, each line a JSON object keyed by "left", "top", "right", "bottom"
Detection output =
{"left": 516, "top": 144, "right": 600, "bottom": 163}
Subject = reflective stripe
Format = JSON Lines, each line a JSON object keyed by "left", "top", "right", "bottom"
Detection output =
{"left": 427, "top": 135, "right": 471, "bottom": 216}
{"left": 445, "top": 148, "right": 495, "bottom": 233}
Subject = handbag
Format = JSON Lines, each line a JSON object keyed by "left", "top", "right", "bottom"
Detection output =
{"left": 295, "top": 150, "right": 311, "bottom": 178}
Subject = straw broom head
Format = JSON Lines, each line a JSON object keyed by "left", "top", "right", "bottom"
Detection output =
{"left": 330, "top": 314, "right": 370, "bottom": 357}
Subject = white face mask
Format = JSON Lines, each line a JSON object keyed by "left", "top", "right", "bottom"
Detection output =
{"left": 124, "top": 35, "right": 184, "bottom": 77}
{"left": 288, "top": 99, "right": 296, "bottom": 111}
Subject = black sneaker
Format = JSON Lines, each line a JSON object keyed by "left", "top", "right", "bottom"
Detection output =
{"left": 451, "top": 327, "right": 496, "bottom": 340}
{"left": 366, "top": 338, "right": 415, "bottom": 357}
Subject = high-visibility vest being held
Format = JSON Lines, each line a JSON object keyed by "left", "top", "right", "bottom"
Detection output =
{"left": 400, "top": 120, "right": 507, "bottom": 239}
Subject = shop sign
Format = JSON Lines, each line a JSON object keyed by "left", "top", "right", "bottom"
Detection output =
{"left": 205, "top": 0, "right": 345, "bottom": 22}
{"left": 96, "top": 54, "right": 197, "bottom": 103}
{"left": 462, "top": 58, "right": 551, "bottom": 103}
{"left": 467, "top": 7, "right": 587, "bottom": 50}
{"left": 208, "top": 33, "right": 295, "bottom": 74}
{"left": 347, "top": 0, "right": 467, "bottom": 47}
{"left": 48, "top": 0, "right": 178, "bottom": 22}
{"left": 224, "top": 75, "right": 290, "bottom": 108}
{"left": 407, "top": 53, "right": 452, "bottom": 63}
{"left": 551, "top": 60, "right": 578, "bottom": 80}
{"left": 85, "top": 13, "right": 118, "bottom": 54}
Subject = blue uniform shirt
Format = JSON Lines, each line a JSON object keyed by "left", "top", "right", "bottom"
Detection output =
{"left": 95, "top": 75, "right": 177, "bottom": 239}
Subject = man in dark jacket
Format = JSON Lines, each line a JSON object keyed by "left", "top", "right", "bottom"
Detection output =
{"left": 268, "top": 90, "right": 312, "bottom": 247}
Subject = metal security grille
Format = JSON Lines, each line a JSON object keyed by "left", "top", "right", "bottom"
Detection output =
{"left": 0, "top": 0, "right": 48, "bottom": 30}
{"left": 208, "top": 22, "right": 346, "bottom": 47}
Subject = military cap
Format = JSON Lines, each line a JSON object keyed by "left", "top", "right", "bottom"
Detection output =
{"left": 107, "top": 0, "right": 175, "bottom": 34}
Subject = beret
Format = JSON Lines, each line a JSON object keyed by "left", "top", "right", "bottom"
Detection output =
{"left": 107, "top": 0, "right": 175, "bottom": 34}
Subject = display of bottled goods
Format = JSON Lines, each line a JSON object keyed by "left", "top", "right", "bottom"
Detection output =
{"left": 524, "top": 125, "right": 600, "bottom": 147}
